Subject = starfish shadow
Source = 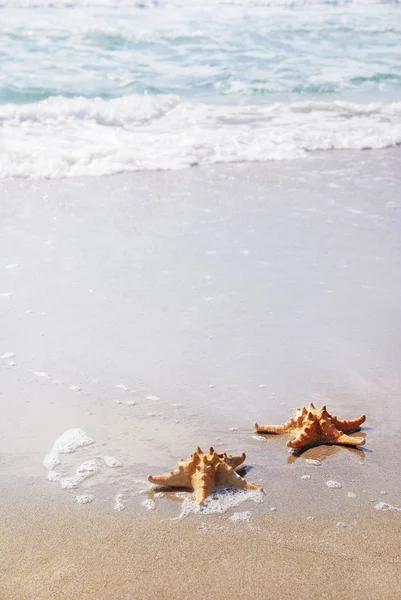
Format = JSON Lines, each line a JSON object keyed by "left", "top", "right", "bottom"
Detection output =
{"left": 287, "top": 442, "right": 367, "bottom": 464}
{"left": 254, "top": 426, "right": 368, "bottom": 464}
{"left": 237, "top": 464, "right": 253, "bottom": 475}
{"left": 146, "top": 485, "right": 192, "bottom": 503}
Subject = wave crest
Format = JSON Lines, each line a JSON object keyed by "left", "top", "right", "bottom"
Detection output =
{"left": 1, "top": 95, "right": 400, "bottom": 178}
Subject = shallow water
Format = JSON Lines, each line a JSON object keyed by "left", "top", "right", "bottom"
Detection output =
{"left": 1, "top": 149, "right": 400, "bottom": 516}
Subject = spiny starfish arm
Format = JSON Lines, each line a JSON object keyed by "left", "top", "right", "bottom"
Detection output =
{"left": 205, "top": 448, "right": 245, "bottom": 469}
{"left": 191, "top": 464, "right": 214, "bottom": 505}
{"left": 319, "top": 418, "right": 366, "bottom": 446}
{"left": 329, "top": 414, "right": 366, "bottom": 433}
{"left": 255, "top": 423, "right": 286, "bottom": 434}
{"left": 215, "top": 461, "right": 261, "bottom": 492}
{"left": 255, "top": 408, "right": 307, "bottom": 434}
{"left": 148, "top": 467, "right": 191, "bottom": 489}
{"left": 333, "top": 431, "right": 366, "bottom": 447}
{"left": 220, "top": 452, "right": 246, "bottom": 470}
{"left": 189, "top": 449, "right": 202, "bottom": 465}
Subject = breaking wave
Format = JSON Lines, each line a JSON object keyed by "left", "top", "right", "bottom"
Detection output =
{"left": 1, "top": 95, "right": 400, "bottom": 178}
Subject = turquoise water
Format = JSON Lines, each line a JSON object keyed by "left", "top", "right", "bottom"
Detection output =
{"left": 0, "top": 1, "right": 400, "bottom": 177}
{"left": 2, "top": 4, "right": 401, "bottom": 103}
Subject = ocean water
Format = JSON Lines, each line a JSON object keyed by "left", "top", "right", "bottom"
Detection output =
{"left": 1, "top": 0, "right": 400, "bottom": 177}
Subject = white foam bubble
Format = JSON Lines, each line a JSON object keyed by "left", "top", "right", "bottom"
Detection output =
{"left": 326, "top": 480, "right": 342, "bottom": 489}
{"left": 0, "top": 293, "right": 12, "bottom": 298}
{"left": 0, "top": 352, "right": 15, "bottom": 359}
{"left": 114, "top": 494, "right": 125, "bottom": 511}
{"left": 43, "top": 428, "right": 94, "bottom": 469}
{"left": 306, "top": 459, "right": 322, "bottom": 466}
{"left": 126, "top": 400, "right": 136, "bottom": 406}
{"left": 61, "top": 462, "right": 97, "bottom": 489}
{"left": 69, "top": 385, "right": 81, "bottom": 392}
{"left": 47, "top": 470, "right": 60, "bottom": 483}
{"left": 374, "top": 502, "right": 401, "bottom": 512}
{"left": 177, "top": 487, "right": 264, "bottom": 520}
{"left": 146, "top": 395, "right": 160, "bottom": 402}
{"left": 102, "top": 455, "right": 122, "bottom": 468}
{"left": 48, "top": 461, "right": 98, "bottom": 489}
{"left": 141, "top": 499, "right": 156, "bottom": 510}
{"left": 347, "top": 492, "right": 357, "bottom": 499}
{"left": 76, "top": 494, "right": 94, "bottom": 504}
{"left": 230, "top": 511, "right": 251, "bottom": 522}
{"left": 34, "top": 371, "right": 50, "bottom": 378}
{"left": 336, "top": 522, "right": 346, "bottom": 528}
{"left": 175, "top": 492, "right": 188, "bottom": 499}
{"left": 301, "top": 475, "right": 311, "bottom": 480}
{"left": 114, "top": 384, "right": 134, "bottom": 392}
{"left": 132, "top": 479, "right": 149, "bottom": 488}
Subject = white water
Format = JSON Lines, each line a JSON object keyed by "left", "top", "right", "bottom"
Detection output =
{"left": 48, "top": 461, "right": 98, "bottom": 489}
{"left": 177, "top": 488, "right": 265, "bottom": 519}
{"left": 43, "top": 428, "right": 94, "bottom": 470}
{"left": 1, "top": 96, "right": 400, "bottom": 179}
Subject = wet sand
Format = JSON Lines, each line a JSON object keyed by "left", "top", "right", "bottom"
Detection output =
{"left": 1, "top": 148, "right": 401, "bottom": 597}
{"left": 1, "top": 479, "right": 400, "bottom": 600}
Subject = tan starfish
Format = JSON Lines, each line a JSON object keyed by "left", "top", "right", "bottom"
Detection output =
{"left": 255, "top": 403, "right": 366, "bottom": 450}
{"left": 148, "top": 446, "right": 262, "bottom": 504}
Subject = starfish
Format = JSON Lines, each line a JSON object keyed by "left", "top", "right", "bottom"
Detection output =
{"left": 255, "top": 403, "right": 366, "bottom": 450}
{"left": 148, "top": 446, "right": 262, "bottom": 504}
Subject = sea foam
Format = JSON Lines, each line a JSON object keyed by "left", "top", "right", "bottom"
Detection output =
{"left": 326, "top": 480, "right": 342, "bottom": 489}
{"left": 47, "top": 461, "right": 98, "bottom": 488}
{"left": 374, "top": 502, "right": 401, "bottom": 512}
{"left": 1, "top": 96, "right": 400, "bottom": 179}
{"left": 177, "top": 487, "right": 265, "bottom": 520}
{"left": 102, "top": 455, "right": 122, "bottom": 468}
{"left": 43, "top": 428, "right": 94, "bottom": 470}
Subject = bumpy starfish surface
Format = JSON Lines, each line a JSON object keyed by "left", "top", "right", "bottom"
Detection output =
{"left": 255, "top": 403, "right": 366, "bottom": 450}
{"left": 148, "top": 446, "right": 262, "bottom": 504}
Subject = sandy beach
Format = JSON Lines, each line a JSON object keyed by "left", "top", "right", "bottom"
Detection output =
{"left": 1, "top": 482, "right": 400, "bottom": 600}
{"left": 1, "top": 148, "right": 401, "bottom": 598}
